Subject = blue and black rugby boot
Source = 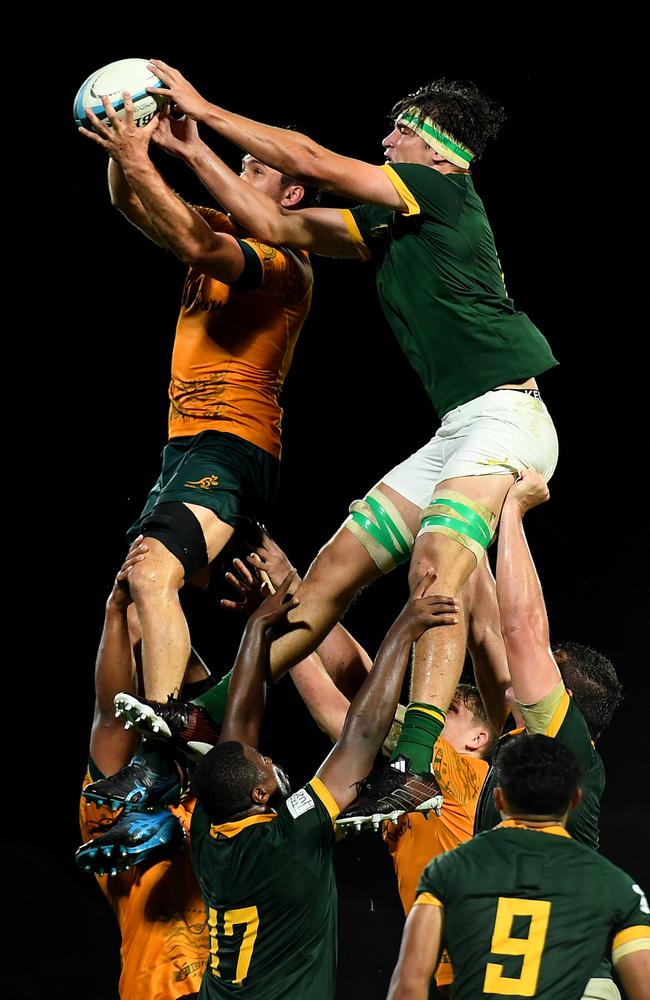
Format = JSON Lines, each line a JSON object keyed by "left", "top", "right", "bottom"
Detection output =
{"left": 81, "top": 754, "right": 181, "bottom": 812}
{"left": 75, "top": 806, "right": 185, "bottom": 876}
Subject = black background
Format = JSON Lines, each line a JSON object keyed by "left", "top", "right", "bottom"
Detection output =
{"left": 15, "top": 28, "right": 645, "bottom": 999}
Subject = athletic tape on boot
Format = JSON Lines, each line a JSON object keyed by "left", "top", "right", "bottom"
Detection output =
{"left": 346, "top": 488, "right": 414, "bottom": 572}
{"left": 417, "top": 490, "right": 496, "bottom": 564}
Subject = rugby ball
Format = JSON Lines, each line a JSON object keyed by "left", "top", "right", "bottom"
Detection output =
{"left": 74, "top": 58, "right": 166, "bottom": 131}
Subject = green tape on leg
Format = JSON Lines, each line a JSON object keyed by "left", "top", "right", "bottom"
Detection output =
{"left": 426, "top": 497, "right": 492, "bottom": 548}
{"left": 419, "top": 514, "right": 488, "bottom": 551}
{"left": 349, "top": 494, "right": 412, "bottom": 568}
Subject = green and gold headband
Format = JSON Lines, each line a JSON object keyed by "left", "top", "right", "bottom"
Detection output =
{"left": 396, "top": 110, "right": 475, "bottom": 168}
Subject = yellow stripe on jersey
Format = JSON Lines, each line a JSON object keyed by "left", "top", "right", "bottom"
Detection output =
{"left": 310, "top": 777, "right": 341, "bottom": 823}
{"left": 415, "top": 892, "right": 444, "bottom": 908}
{"left": 210, "top": 814, "right": 276, "bottom": 839}
{"left": 338, "top": 209, "right": 372, "bottom": 261}
{"left": 612, "top": 925, "right": 650, "bottom": 965}
{"left": 380, "top": 165, "right": 421, "bottom": 217}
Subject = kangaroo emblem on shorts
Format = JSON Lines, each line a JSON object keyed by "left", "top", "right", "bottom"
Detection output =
{"left": 184, "top": 474, "right": 220, "bottom": 490}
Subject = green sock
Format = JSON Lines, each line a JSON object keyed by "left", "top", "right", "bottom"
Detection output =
{"left": 194, "top": 668, "right": 234, "bottom": 725}
{"left": 391, "top": 702, "right": 446, "bottom": 774}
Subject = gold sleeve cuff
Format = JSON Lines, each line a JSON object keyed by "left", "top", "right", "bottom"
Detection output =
{"left": 379, "top": 164, "right": 421, "bottom": 216}
{"left": 612, "top": 926, "right": 650, "bottom": 965}
{"left": 310, "top": 776, "right": 340, "bottom": 822}
{"left": 338, "top": 209, "right": 372, "bottom": 261}
{"left": 415, "top": 892, "right": 443, "bottom": 908}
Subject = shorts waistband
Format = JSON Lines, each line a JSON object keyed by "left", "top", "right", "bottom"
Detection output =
{"left": 496, "top": 387, "right": 542, "bottom": 401}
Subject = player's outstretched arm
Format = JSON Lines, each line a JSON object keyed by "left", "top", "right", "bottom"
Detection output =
{"left": 82, "top": 95, "right": 251, "bottom": 282}
{"left": 148, "top": 59, "right": 407, "bottom": 209}
{"left": 316, "top": 573, "right": 458, "bottom": 811}
{"left": 223, "top": 551, "right": 357, "bottom": 743}
{"left": 616, "top": 949, "right": 650, "bottom": 1000}
{"left": 90, "top": 538, "right": 148, "bottom": 776}
{"left": 248, "top": 530, "right": 372, "bottom": 697}
{"left": 107, "top": 158, "right": 169, "bottom": 248}
{"left": 496, "top": 470, "right": 561, "bottom": 705}
{"left": 218, "top": 571, "right": 299, "bottom": 750}
{"left": 464, "top": 556, "right": 518, "bottom": 732}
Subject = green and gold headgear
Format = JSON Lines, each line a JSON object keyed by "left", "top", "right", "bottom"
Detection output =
{"left": 396, "top": 109, "right": 475, "bottom": 168}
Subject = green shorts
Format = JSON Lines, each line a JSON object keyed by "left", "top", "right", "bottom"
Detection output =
{"left": 127, "top": 431, "right": 280, "bottom": 542}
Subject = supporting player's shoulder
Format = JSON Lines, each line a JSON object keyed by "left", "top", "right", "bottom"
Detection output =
{"left": 239, "top": 237, "right": 313, "bottom": 302}
{"left": 191, "top": 206, "right": 238, "bottom": 235}
{"left": 380, "top": 162, "right": 468, "bottom": 222}
{"left": 433, "top": 737, "right": 489, "bottom": 807}
{"left": 274, "top": 778, "right": 339, "bottom": 863}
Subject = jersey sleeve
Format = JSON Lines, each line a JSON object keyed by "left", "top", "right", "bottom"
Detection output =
{"left": 342, "top": 204, "right": 392, "bottom": 261}
{"left": 379, "top": 163, "right": 466, "bottom": 223}
{"left": 275, "top": 778, "right": 339, "bottom": 866}
{"left": 519, "top": 683, "right": 598, "bottom": 776}
{"left": 191, "top": 206, "right": 238, "bottom": 234}
{"left": 433, "top": 737, "right": 487, "bottom": 806}
{"left": 237, "top": 240, "right": 312, "bottom": 302}
{"left": 611, "top": 878, "right": 650, "bottom": 967}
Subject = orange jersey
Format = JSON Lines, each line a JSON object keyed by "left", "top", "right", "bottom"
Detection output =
{"left": 383, "top": 739, "right": 488, "bottom": 987}
{"left": 169, "top": 208, "right": 313, "bottom": 459}
{"left": 80, "top": 778, "right": 208, "bottom": 1000}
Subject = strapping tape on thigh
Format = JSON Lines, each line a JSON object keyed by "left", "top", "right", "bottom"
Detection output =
{"left": 346, "top": 487, "right": 414, "bottom": 572}
{"left": 417, "top": 490, "right": 496, "bottom": 563}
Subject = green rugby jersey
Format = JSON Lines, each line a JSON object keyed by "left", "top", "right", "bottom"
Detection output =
{"left": 342, "top": 163, "right": 558, "bottom": 418}
{"left": 475, "top": 691, "right": 604, "bottom": 849}
{"left": 417, "top": 822, "right": 650, "bottom": 999}
{"left": 191, "top": 778, "right": 339, "bottom": 999}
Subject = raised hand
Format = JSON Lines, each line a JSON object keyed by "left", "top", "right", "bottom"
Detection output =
{"left": 504, "top": 468, "right": 550, "bottom": 515}
{"left": 392, "top": 570, "right": 459, "bottom": 642}
{"left": 110, "top": 536, "right": 149, "bottom": 613}
{"left": 152, "top": 111, "right": 202, "bottom": 159}
{"left": 146, "top": 59, "right": 211, "bottom": 121}
{"left": 248, "top": 569, "right": 299, "bottom": 630}
{"left": 78, "top": 92, "right": 159, "bottom": 165}
{"left": 221, "top": 558, "right": 268, "bottom": 616}
{"left": 246, "top": 525, "right": 299, "bottom": 591}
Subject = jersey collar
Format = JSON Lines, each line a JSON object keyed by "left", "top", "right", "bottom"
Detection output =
{"left": 497, "top": 819, "right": 571, "bottom": 838}
{"left": 210, "top": 813, "right": 276, "bottom": 840}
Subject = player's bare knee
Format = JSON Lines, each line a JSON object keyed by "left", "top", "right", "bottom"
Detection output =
{"left": 128, "top": 547, "right": 184, "bottom": 603}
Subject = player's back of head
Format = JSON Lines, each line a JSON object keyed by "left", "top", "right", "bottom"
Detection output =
{"left": 496, "top": 733, "right": 581, "bottom": 818}
{"left": 553, "top": 641, "right": 623, "bottom": 740}
{"left": 192, "top": 741, "right": 265, "bottom": 824}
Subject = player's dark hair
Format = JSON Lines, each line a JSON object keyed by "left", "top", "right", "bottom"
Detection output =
{"left": 553, "top": 642, "right": 624, "bottom": 740}
{"left": 496, "top": 733, "right": 581, "bottom": 817}
{"left": 455, "top": 683, "right": 497, "bottom": 759}
{"left": 191, "top": 741, "right": 266, "bottom": 823}
{"left": 391, "top": 80, "right": 506, "bottom": 161}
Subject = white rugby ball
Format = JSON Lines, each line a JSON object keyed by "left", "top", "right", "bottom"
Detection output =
{"left": 73, "top": 58, "right": 166, "bottom": 131}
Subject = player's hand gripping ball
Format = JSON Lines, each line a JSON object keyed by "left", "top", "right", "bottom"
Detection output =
{"left": 73, "top": 58, "right": 167, "bottom": 131}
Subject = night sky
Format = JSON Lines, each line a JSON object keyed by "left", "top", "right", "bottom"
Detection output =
{"left": 19, "top": 29, "right": 644, "bottom": 999}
